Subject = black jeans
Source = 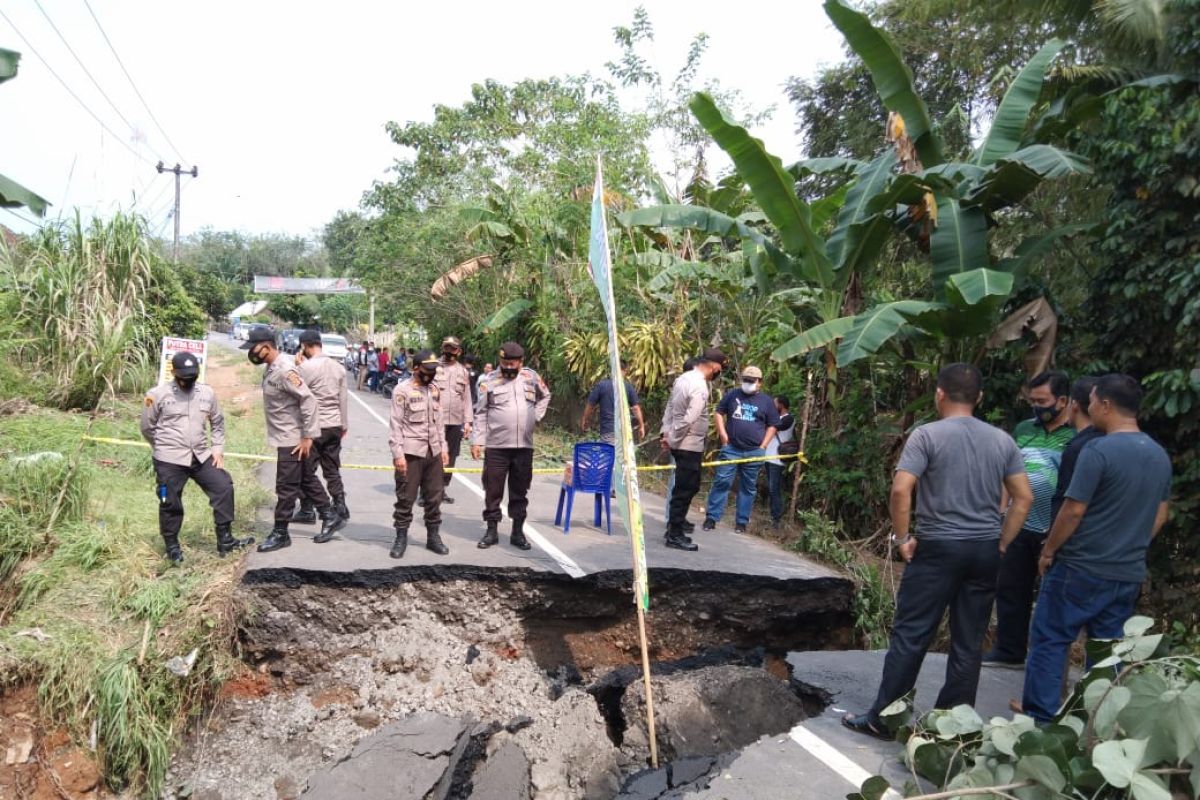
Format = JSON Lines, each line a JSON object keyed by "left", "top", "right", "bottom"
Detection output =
{"left": 765, "top": 462, "right": 785, "bottom": 522}
{"left": 300, "top": 427, "right": 345, "bottom": 510}
{"left": 443, "top": 425, "right": 463, "bottom": 486}
{"left": 869, "top": 537, "right": 1001, "bottom": 720}
{"left": 990, "top": 527, "right": 1045, "bottom": 661}
{"left": 667, "top": 448, "right": 703, "bottom": 531}
{"left": 482, "top": 447, "right": 533, "bottom": 524}
{"left": 394, "top": 454, "right": 445, "bottom": 530}
{"left": 153, "top": 456, "right": 234, "bottom": 538}
{"left": 275, "top": 446, "right": 330, "bottom": 523}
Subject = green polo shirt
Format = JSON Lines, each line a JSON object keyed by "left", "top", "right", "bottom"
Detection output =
{"left": 1012, "top": 418, "right": 1075, "bottom": 534}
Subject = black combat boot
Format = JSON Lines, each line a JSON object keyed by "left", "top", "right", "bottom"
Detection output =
{"left": 215, "top": 523, "right": 254, "bottom": 556}
{"left": 442, "top": 493, "right": 455, "bottom": 504}
{"left": 333, "top": 494, "right": 350, "bottom": 521}
{"left": 477, "top": 521, "right": 499, "bottom": 549}
{"left": 162, "top": 534, "right": 183, "bottom": 564}
{"left": 313, "top": 506, "right": 346, "bottom": 544}
{"left": 665, "top": 527, "right": 699, "bottom": 551}
{"left": 389, "top": 528, "right": 408, "bottom": 559}
{"left": 509, "top": 518, "right": 532, "bottom": 551}
{"left": 257, "top": 524, "right": 291, "bottom": 552}
{"left": 290, "top": 503, "right": 317, "bottom": 524}
{"left": 425, "top": 525, "right": 449, "bottom": 555}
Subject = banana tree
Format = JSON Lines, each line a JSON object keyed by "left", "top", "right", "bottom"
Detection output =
{"left": 1, "top": 49, "right": 49, "bottom": 217}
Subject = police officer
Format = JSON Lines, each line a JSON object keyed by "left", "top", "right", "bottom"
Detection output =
{"left": 471, "top": 342, "right": 550, "bottom": 550}
{"left": 140, "top": 351, "right": 253, "bottom": 562}
{"left": 388, "top": 350, "right": 450, "bottom": 559}
{"left": 240, "top": 327, "right": 344, "bottom": 551}
{"left": 434, "top": 335, "right": 473, "bottom": 504}
{"left": 292, "top": 329, "right": 351, "bottom": 530}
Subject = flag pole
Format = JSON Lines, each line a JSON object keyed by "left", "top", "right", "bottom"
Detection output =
{"left": 589, "top": 157, "right": 659, "bottom": 768}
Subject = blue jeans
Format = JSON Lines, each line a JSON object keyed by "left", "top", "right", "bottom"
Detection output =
{"left": 1022, "top": 562, "right": 1140, "bottom": 723}
{"left": 705, "top": 445, "right": 765, "bottom": 526}
{"left": 765, "top": 462, "right": 785, "bottom": 522}
{"left": 663, "top": 453, "right": 675, "bottom": 524}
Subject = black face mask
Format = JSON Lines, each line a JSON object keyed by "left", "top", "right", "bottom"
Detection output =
{"left": 176, "top": 377, "right": 197, "bottom": 391}
{"left": 417, "top": 370, "right": 436, "bottom": 385}
{"left": 442, "top": 350, "right": 458, "bottom": 361}
{"left": 247, "top": 346, "right": 267, "bottom": 366}
{"left": 1032, "top": 403, "right": 1059, "bottom": 425}
{"left": 500, "top": 366, "right": 520, "bottom": 379}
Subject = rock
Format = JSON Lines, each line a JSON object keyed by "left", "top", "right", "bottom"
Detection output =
{"left": 466, "top": 644, "right": 480, "bottom": 664}
{"left": 668, "top": 756, "right": 715, "bottom": 787}
{"left": 617, "top": 767, "right": 668, "bottom": 799}
{"left": 470, "top": 741, "right": 529, "bottom": 800}
{"left": 274, "top": 774, "right": 302, "bottom": 799}
{"left": 352, "top": 710, "right": 381, "bottom": 729}
{"left": 504, "top": 715, "right": 534, "bottom": 734}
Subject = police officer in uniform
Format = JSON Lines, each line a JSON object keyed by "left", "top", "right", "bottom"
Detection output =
{"left": 140, "top": 351, "right": 253, "bottom": 562}
{"left": 292, "top": 329, "right": 351, "bottom": 530}
{"left": 434, "top": 335, "right": 473, "bottom": 504}
{"left": 240, "top": 327, "right": 344, "bottom": 551}
{"left": 388, "top": 350, "right": 450, "bottom": 558}
{"left": 470, "top": 342, "right": 550, "bottom": 550}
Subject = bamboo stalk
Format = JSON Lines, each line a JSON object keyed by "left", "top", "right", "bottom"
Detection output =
{"left": 787, "top": 371, "right": 816, "bottom": 523}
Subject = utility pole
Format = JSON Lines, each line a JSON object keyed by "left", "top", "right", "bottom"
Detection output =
{"left": 156, "top": 161, "right": 198, "bottom": 261}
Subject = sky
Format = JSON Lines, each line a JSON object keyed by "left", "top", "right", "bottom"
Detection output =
{"left": 0, "top": 1, "right": 849, "bottom": 241}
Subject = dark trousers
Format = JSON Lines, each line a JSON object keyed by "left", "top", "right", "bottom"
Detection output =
{"left": 869, "top": 538, "right": 1001, "bottom": 720}
{"left": 153, "top": 456, "right": 234, "bottom": 538}
{"left": 482, "top": 447, "right": 533, "bottom": 524}
{"left": 394, "top": 453, "right": 445, "bottom": 529}
{"left": 990, "top": 527, "right": 1045, "bottom": 661}
{"left": 443, "top": 425, "right": 463, "bottom": 486}
{"left": 300, "top": 427, "right": 345, "bottom": 510}
{"left": 275, "top": 446, "right": 330, "bottom": 523}
{"left": 765, "top": 462, "right": 785, "bottom": 522}
{"left": 667, "top": 448, "right": 703, "bottom": 530}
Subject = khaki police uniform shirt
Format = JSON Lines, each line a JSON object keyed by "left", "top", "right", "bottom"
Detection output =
{"left": 662, "top": 368, "right": 711, "bottom": 453}
{"left": 434, "top": 360, "right": 474, "bottom": 428}
{"left": 388, "top": 378, "right": 448, "bottom": 459}
{"left": 471, "top": 368, "right": 550, "bottom": 450}
{"left": 261, "top": 353, "right": 320, "bottom": 448}
{"left": 140, "top": 382, "right": 225, "bottom": 467}
{"left": 298, "top": 354, "right": 348, "bottom": 431}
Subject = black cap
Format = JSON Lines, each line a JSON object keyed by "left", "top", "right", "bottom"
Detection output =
{"left": 299, "top": 329, "right": 322, "bottom": 345}
{"left": 700, "top": 347, "right": 727, "bottom": 367}
{"left": 238, "top": 326, "right": 275, "bottom": 349}
{"left": 171, "top": 351, "right": 200, "bottom": 378}
{"left": 413, "top": 349, "right": 440, "bottom": 372}
{"left": 498, "top": 341, "right": 525, "bottom": 360}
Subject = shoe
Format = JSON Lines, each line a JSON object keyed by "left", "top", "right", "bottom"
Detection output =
{"left": 681, "top": 520, "right": 696, "bottom": 534}
{"left": 417, "top": 496, "right": 426, "bottom": 507}
{"left": 215, "top": 523, "right": 254, "bottom": 556}
{"left": 981, "top": 652, "right": 1025, "bottom": 670}
{"left": 841, "top": 713, "right": 892, "bottom": 741}
{"left": 702, "top": 518, "right": 716, "bottom": 531}
{"left": 665, "top": 530, "right": 698, "bottom": 551}
{"left": 478, "top": 522, "right": 499, "bottom": 549}
{"left": 162, "top": 534, "right": 184, "bottom": 564}
{"left": 426, "top": 525, "right": 449, "bottom": 556}
{"left": 313, "top": 506, "right": 346, "bottom": 544}
{"left": 333, "top": 494, "right": 350, "bottom": 521}
{"left": 510, "top": 519, "right": 532, "bottom": 551}
{"left": 734, "top": 524, "right": 747, "bottom": 534}
{"left": 442, "top": 494, "right": 455, "bottom": 505}
{"left": 389, "top": 528, "right": 408, "bottom": 559}
{"left": 257, "top": 525, "right": 291, "bottom": 553}
{"left": 290, "top": 506, "right": 317, "bottom": 524}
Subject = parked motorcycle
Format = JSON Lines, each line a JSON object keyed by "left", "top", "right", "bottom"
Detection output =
{"left": 379, "top": 362, "right": 411, "bottom": 398}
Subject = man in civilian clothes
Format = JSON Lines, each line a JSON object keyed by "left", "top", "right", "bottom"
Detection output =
{"left": 1022, "top": 375, "right": 1172, "bottom": 723}
{"left": 702, "top": 365, "right": 779, "bottom": 534}
{"left": 1049, "top": 377, "right": 1102, "bottom": 525}
{"left": 843, "top": 363, "right": 1033, "bottom": 739}
{"left": 581, "top": 359, "right": 646, "bottom": 445}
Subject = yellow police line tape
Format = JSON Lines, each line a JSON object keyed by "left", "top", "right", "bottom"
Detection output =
{"left": 82, "top": 436, "right": 807, "bottom": 475}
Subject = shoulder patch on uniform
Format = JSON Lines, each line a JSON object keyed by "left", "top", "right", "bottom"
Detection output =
{"left": 478, "top": 382, "right": 488, "bottom": 393}
{"left": 286, "top": 372, "right": 303, "bottom": 388}
{"left": 144, "top": 395, "right": 155, "bottom": 408}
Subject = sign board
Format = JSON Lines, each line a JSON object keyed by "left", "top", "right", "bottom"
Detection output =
{"left": 252, "top": 276, "right": 365, "bottom": 294}
{"left": 158, "top": 337, "right": 208, "bottom": 386}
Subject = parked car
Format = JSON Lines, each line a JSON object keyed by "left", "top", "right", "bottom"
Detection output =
{"left": 277, "top": 329, "right": 303, "bottom": 354}
{"left": 320, "top": 334, "right": 349, "bottom": 361}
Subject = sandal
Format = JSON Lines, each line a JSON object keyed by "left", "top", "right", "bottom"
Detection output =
{"left": 841, "top": 712, "right": 893, "bottom": 741}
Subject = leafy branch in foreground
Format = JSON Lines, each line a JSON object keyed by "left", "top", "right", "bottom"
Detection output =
{"left": 849, "top": 617, "right": 1200, "bottom": 800}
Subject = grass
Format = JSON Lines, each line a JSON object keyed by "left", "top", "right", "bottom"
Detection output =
{"left": 0, "top": 345, "right": 268, "bottom": 797}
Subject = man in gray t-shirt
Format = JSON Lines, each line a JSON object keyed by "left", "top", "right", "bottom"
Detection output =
{"left": 843, "top": 364, "right": 1033, "bottom": 740}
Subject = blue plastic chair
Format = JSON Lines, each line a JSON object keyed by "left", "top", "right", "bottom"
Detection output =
{"left": 554, "top": 442, "right": 616, "bottom": 534}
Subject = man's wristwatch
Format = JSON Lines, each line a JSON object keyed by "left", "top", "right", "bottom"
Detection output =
{"left": 890, "top": 532, "right": 912, "bottom": 546}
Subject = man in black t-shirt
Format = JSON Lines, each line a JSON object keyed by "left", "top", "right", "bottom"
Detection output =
{"left": 702, "top": 366, "right": 779, "bottom": 534}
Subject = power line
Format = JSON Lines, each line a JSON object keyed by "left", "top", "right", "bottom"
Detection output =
{"left": 80, "top": 0, "right": 189, "bottom": 165}
{"left": 0, "top": 7, "right": 152, "bottom": 166}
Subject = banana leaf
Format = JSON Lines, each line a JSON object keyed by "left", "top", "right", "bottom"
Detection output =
{"left": 837, "top": 300, "right": 942, "bottom": 366}
{"left": 0, "top": 173, "right": 50, "bottom": 217}
{"left": 996, "top": 222, "right": 1094, "bottom": 287}
{"left": 787, "top": 157, "right": 868, "bottom": 180}
{"left": 476, "top": 298, "right": 533, "bottom": 335}
{"left": 0, "top": 49, "right": 18, "bottom": 83}
{"left": 975, "top": 40, "right": 1065, "bottom": 166}
{"left": 930, "top": 199, "right": 989, "bottom": 294}
{"left": 945, "top": 267, "right": 1014, "bottom": 307}
{"left": 824, "top": 0, "right": 943, "bottom": 167}
{"left": 826, "top": 151, "right": 897, "bottom": 274}
{"left": 689, "top": 92, "right": 833, "bottom": 286}
{"left": 772, "top": 316, "right": 856, "bottom": 362}
{"left": 965, "top": 144, "right": 1092, "bottom": 210}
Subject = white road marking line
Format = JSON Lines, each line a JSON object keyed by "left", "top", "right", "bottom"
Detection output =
{"left": 788, "top": 724, "right": 902, "bottom": 800}
{"left": 351, "top": 390, "right": 587, "bottom": 579}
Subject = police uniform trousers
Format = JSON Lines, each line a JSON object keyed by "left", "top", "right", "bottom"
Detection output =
{"left": 299, "top": 427, "right": 345, "bottom": 510}
{"left": 154, "top": 456, "right": 234, "bottom": 537}
{"left": 275, "top": 446, "right": 330, "bottom": 522}
{"left": 394, "top": 452, "right": 444, "bottom": 529}
{"left": 442, "top": 425, "right": 463, "bottom": 487}
{"left": 481, "top": 447, "right": 533, "bottom": 524}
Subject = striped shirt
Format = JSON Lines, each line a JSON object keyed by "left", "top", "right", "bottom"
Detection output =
{"left": 1012, "top": 418, "right": 1075, "bottom": 533}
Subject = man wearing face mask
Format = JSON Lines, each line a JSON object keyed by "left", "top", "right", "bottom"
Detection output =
{"left": 141, "top": 351, "right": 253, "bottom": 562}
{"left": 388, "top": 350, "right": 451, "bottom": 558}
{"left": 240, "top": 327, "right": 340, "bottom": 552}
{"left": 433, "top": 336, "right": 473, "bottom": 505}
{"left": 471, "top": 342, "right": 551, "bottom": 551}
{"left": 983, "top": 370, "right": 1076, "bottom": 669}
{"left": 292, "top": 329, "right": 350, "bottom": 531}
{"left": 703, "top": 365, "right": 779, "bottom": 534}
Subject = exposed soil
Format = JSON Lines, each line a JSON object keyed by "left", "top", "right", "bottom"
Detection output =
{"left": 0, "top": 686, "right": 106, "bottom": 800}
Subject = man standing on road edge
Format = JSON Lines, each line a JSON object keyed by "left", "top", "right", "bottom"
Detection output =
{"left": 434, "top": 335, "right": 473, "bottom": 506}
{"left": 387, "top": 350, "right": 451, "bottom": 559}
{"left": 843, "top": 363, "right": 1032, "bottom": 739}
{"left": 1021, "top": 374, "right": 1172, "bottom": 723}
{"left": 581, "top": 359, "right": 646, "bottom": 445}
{"left": 702, "top": 365, "right": 778, "bottom": 534}
{"left": 292, "top": 329, "right": 351, "bottom": 532}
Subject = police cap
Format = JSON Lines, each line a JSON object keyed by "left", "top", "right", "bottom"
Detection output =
{"left": 498, "top": 341, "right": 525, "bottom": 360}
{"left": 171, "top": 351, "right": 200, "bottom": 378}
